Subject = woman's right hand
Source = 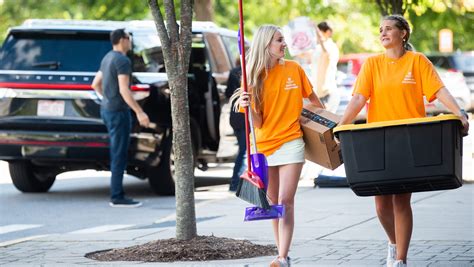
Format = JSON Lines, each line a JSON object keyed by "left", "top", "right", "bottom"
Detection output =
{"left": 239, "top": 92, "right": 251, "bottom": 108}
{"left": 458, "top": 113, "right": 469, "bottom": 136}
{"left": 240, "top": 91, "right": 263, "bottom": 128}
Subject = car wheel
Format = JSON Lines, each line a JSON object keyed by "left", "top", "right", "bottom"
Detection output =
{"left": 147, "top": 129, "right": 198, "bottom": 196}
{"left": 9, "top": 161, "right": 56, "bottom": 193}
{"left": 147, "top": 134, "right": 175, "bottom": 195}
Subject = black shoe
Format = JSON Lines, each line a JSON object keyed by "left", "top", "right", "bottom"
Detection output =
{"left": 109, "top": 197, "right": 142, "bottom": 208}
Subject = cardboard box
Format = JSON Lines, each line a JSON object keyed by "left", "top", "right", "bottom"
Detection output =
{"left": 300, "top": 104, "right": 342, "bottom": 170}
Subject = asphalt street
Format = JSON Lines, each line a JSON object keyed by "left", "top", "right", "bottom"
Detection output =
{"left": 0, "top": 161, "right": 232, "bottom": 245}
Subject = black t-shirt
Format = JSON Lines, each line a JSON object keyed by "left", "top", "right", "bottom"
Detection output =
{"left": 225, "top": 67, "right": 245, "bottom": 130}
{"left": 99, "top": 50, "right": 132, "bottom": 111}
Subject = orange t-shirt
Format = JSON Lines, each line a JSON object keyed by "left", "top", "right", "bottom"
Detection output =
{"left": 354, "top": 51, "right": 444, "bottom": 123}
{"left": 252, "top": 60, "right": 314, "bottom": 156}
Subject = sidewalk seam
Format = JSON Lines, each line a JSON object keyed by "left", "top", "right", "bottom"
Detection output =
{"left": 313, "top": 216, "right": 378, "bottom": 240}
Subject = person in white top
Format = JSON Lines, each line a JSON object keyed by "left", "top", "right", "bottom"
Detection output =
{"left": 311, "top": 21, "right": 340, "bottom": 113}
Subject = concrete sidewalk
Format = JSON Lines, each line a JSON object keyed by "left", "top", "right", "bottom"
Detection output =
{"left": 1, "top": 181, "right": 472, "bottom": 266}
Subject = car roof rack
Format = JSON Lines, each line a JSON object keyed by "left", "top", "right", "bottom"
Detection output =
{"left": 22, "top": 19, "right": 127, "bottom": 29}
{"left": 21, "top": 19, "right": 220, "bottom": 31}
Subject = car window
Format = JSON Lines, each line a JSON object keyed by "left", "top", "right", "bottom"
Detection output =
{"left": 131, "top": 32, "right": 162, "bottom": 72}
{"left": 453, "top": 54, "right": 474, "bottom": 73}
{"left": 139, "top": 35, "right": 208, "bottom": 74}
{"left": 132, "top": 32, "right": 161, "bottom": 52}
{"left": 337, "top": 61, "right": 350, "bottom": 75}
{"left": 427, "top": 55, "right": 452, "bottom": 70}
{"left": 221, "top": 35, "right": 239, "bottom": 67}
{"left": 204, "top": 32, "right": 231, "bottom": 74}
{"left": 0, "top": 31, "right": 111, "bottom": 72}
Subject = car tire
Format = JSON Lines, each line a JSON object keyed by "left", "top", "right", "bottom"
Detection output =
{"left": 147, "top": 126, "right": 199, "bottom": 196}
{"left": 147, "top": 134, "right": 175, "bottom": 195}
{"left": 9, "top": 161, "right": 56, "bottom": 193}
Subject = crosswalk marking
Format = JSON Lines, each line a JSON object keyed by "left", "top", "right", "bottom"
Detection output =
{"left": 69, "top": 224, "right": 133, "bottom": 234}
{"left": 0, "top": 224, "right": 42, "bottom": 235}
{"left": 0, "top": 234, "right": 47, "bottom": 247}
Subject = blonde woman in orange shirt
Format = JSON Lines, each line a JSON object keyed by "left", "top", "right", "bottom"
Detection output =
{"left": 237, "top": 25, "right": 324, "bottom": 267}
{"left": 339, "top": 15, "right": 469, "bottom": 267}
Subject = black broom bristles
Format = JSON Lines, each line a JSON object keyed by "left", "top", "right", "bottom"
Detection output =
{"left": 236, "top": 173, "right": 270, "bottom": 210}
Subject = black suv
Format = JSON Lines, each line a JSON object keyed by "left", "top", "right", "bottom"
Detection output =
{"left": 0, "top": 19, "right": 241, "bottom": 195}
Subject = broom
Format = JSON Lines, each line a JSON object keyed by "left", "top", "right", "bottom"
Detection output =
{"left": 235, "top": 109, "right": 270, "bottom": 210}
{"left": 235, "top": 0, "right": 270, "bottom": 210}
{"left": 242, "top": 107, "right": 287, "bottom": 220}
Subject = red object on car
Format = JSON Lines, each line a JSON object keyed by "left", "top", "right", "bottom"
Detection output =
{"left": 338, "top": 53, "right": 375, "bottom": 75}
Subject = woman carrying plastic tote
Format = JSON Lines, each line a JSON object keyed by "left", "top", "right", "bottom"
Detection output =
{"left": 234, "top": 25, "right": 325, "bottom": 267}
{"left": 339, "top": 15, "right": 469, "bottom": 267}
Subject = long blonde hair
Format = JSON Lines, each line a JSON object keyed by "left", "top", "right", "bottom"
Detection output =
{"left": 231, "top": 25, "right": 282, "bottom": 113}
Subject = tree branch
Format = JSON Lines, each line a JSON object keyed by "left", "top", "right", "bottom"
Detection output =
{"left": 180, "top": 0, "right": 193, "bottom": 43}
{"left": 164, "top": 0, "right": 179, "bottom": 44}
{"left": 386, "top": 0, "right": 391, "bottom": 15}
{"left": 375, "top": 0, "right": 388, "bottom": 16}
{"left": 148, "top": 0, "right": 171, "bottom": 51}
{"left": 401, "top": 0, "right": 407, "bottom": 15}
{"left": 179, "top": 0, "right": 193, "bottom": 71}
{"left": 395, "top": 0, "right": 401, "bottom": 14}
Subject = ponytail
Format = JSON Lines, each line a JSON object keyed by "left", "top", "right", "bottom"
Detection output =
{"left": 404, "top": 42, "right": 414, "bottom": 51}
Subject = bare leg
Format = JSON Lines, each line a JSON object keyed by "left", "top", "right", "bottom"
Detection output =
{"left": 393, "top": 193, "right": 412, "bottom": 262}
{"left": 267, "top": 166, "right": 280, "bottom": 252}
{"left": 375, "top": 195, "right": 396, "bottom": 244}
{"left": 277, "top": 163, "right": 303, "bottom": 259}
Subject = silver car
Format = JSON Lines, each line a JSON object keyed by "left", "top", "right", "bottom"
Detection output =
{"left": 427, "top": 52, "right": 474, "bottom": 112}
{"left": 424, "top": 67, "right": 471, "bottom": 115}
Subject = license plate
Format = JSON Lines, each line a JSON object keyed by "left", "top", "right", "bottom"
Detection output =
{"left": 37, "top": 100, "right": 65, "bottom": 117}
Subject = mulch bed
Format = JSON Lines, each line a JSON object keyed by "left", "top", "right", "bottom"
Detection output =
{"left": 85, "top": 235, "right": 277, "bottom": 262}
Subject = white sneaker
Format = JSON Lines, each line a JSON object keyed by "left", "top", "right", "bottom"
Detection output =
{"left": 393, "top": 260, "right": 407, "bottom": 267}
{"left": 386, "top": 242, "right": 397, "bottom": 267}
{"left": 270, "top": 256, "right": 290, "bottom": 267}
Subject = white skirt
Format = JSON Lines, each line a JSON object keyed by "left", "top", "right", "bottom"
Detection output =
{"left": 266, "top": 138, "right": 305, "bottom": 166}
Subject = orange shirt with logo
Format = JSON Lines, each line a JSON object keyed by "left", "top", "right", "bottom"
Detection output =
{"left": 250, "top": 60, "right": 314, "bottom": 156}
{"left": 354, "top": 51, "right": 444, "bottom": 123}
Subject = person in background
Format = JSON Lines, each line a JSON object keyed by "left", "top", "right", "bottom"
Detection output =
{"left": 236, "top": 25, "right": 325, "bottom": 267}
{"left": 91, "top": 28, "right": 150, "bottom": 208}
{"left": 339, "top": 15, "right": 469, "bottom": 267}
{"left": 225, "top": 56, "right": 246, "bottom": 192}
{"left": 311, "top": 21, "right": 340, "bottom": 113}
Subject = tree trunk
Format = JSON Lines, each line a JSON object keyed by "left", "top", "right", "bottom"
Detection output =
{"left": 169, "top": 70, "right": 197, "bottom": 241}
{"left": 148, "top": 0, "right": 196, "bottom": 241}
{"left": 194, "top": 0, "right": 213, "bottom": 21}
